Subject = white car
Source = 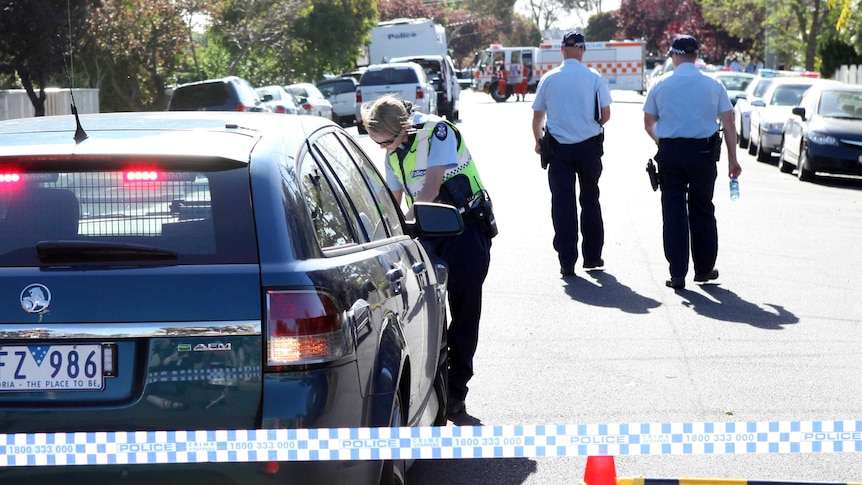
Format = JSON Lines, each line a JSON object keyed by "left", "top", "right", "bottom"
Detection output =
{"left": 354, "top": 62, "right": 437, "bottom": 134}
{"left": 734, "top": 75, "right": 778, "bottom": 149}
{"left": 315, "top": 77, "right": 359, "bottom": 126}
{"left": 748, "top": 77, "right": 839, "bottom": 162}
{"left": 284, "top": 82, "right": 334, "bottom": 120}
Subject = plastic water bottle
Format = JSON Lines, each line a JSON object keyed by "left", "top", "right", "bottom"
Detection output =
{"left": 729, "top": 177, "right": 740, "bottom": 201}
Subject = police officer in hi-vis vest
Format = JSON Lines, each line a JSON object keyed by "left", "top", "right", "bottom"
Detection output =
{"left": 362, "top": 94, "right": 495, "bottom": 417}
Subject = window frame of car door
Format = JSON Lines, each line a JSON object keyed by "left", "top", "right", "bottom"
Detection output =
{"left": 297, "top": 127, "right": 405, "bottom": 254}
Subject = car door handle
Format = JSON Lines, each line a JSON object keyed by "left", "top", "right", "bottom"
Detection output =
{"left": 386, "top": 267, "right": 404, "bottom": 283}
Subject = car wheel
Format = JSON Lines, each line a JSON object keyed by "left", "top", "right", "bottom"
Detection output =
{"left": 379, "top": 393, "right": 406, "bottom": 485}
{"left": 738, "top": 119, "right": 749, "bottom": 149}
{"left": 357, "top": 123, "right": 368, "bottom": 135}
{"left": 747, "top": 133, "right": 757, "bottom": 155}
{"left": 432, "top": 320, "right": 449, "bottom": 427}
{"left": 797, "top": 147, "right": 815, "bottom": 182}
{"left": 778, "top": 142, "right": 794, "bottom": 173}
{"left": 755, "top": 139, "right": 771, "bottom": 162}
{"left": 490, "top": 85, "right": 510, "bottom": 103}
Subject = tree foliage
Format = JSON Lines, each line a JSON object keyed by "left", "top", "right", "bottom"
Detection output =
{"left": 585, "top": 10, "right": 621, "bottom": 40}
{"left": 0, "top": 0, "right": 95, "bottom": 115}
{"left": 83, "top": 0, "right": 191, "bottom": 112}
{"left": 614, "top": 0, "right": 750, "bottom": 63}
{"left": 523, "top": 0, "right": 592, "bottom": 30}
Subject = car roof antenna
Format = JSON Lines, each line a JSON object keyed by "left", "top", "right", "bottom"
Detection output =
{"left": 59, "top": 3, "right": 88, "bottom": 144}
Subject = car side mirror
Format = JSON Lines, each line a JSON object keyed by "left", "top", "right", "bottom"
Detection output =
{"left": 791, "top": 106, "right": 806, "bottom": 120}
{"left": 261, "top": 94, "right": 274, "bottom": 102}
{"left": 752, "top": 99, "right": 766, "bottom": 107}
{"left": 410, "top": 202, "right": 464, "bottom": 237}
{"left": 737, "top": 93, "right": 747, "bottom": 100}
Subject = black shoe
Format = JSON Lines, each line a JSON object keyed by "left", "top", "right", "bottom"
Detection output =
{"left": 665, "top": 276, "right": 685, "bottom": 289}
{"left": 583, "top": 259, "right": 604, "bottom": 271}
{"left": 694, "top": 268, "right": 719, "bottom": 283}
{"left": 447, "top": 399, "right": 466, "bottom": 415}
{"left": 560, "top": 265, "right": 575, "bottom": 276}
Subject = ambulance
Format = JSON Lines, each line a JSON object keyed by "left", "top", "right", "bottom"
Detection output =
{"left": 473, "top": 40, "right": 646, "bottom": 102}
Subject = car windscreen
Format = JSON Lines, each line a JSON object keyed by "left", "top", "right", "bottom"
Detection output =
{"left": 0, "top": 162, "right": 257, "bottom": 267}
{"left": 170, "top": 83, "right": 231, "bottom": 110}
{"left": 819, "top": 90, "right": 862, "bottom": 118}
{"left": 770, "top": 85, "right": 809, "bottom": 106}
{"left": 360, "top": 68, "right": 419, "bottom": 86}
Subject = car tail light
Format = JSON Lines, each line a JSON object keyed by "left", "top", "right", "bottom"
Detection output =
{"left": 416, "top": 86, "right": 424, "bottom": 99}
{"left": 125, "top": 170, "right": 159, "bottom": 182}
{"left": 0, "top": 173, "right": 22, "bottom": 183}
{"left": 356, "top": 89, "right": 362, "bottom": 103}
{"left": 302, "top": 103, "right": 313, "bottom": 112}
{"left": 274, "top": 105, "right": 287, "bottom": 114}
{"left": 236, "top": 103, "right": 250, "bottom": 112}
{"left": 266, "top": 290, "right": 352, "bottom": 366}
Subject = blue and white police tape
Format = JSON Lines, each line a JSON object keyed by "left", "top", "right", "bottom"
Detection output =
{"left": 2, "top": 420, "right": 861, "bottom": 467}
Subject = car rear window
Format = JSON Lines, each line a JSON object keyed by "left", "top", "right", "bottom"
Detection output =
{"left": 318, "top": 80, "right": 355, "bottom": 96}
{"left": 169, "top": 83, "right": 231, "bottom": 110}
{"left": 0, "top": 163, "right": 257, "bottom": 267}
{"left": 360, "top": 68, "right": 420, "bottom": 86}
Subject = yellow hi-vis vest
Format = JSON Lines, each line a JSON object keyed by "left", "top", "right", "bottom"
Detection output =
{"left": 387, "top": 115, "right": 484, "bottom": 208}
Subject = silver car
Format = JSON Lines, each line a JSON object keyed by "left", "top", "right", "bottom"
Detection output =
{"left": 284, "top": 83, "right": 334, "bottom": 120}
{"left": 354, "top": 62, "right": 437, "bottom": 134}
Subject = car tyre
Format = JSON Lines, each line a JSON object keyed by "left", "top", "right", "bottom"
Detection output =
{"left": 755, "top": 139, "right": 771, "bottom": 162}
{"left": 797, "top": 148, "right": 815, "bottom": 182}
{"left": 490, "top": 85, "right": 510, "bottom": 103}
{"left": 432, "top": 320, "right": 449, "bottom": 426}
{"left": 747, "top": 134, "right": 757, "bottom": 155}
{"left": 379, "top": 392, "right": 406, "bottom": 485}
{"left": 738, "top": 119, "right": 749, "bottom": 149}
{"left": 357, "top": 123, "right": 368, "bottom": 135}
{"left": 778, "top": 143, "right": 794, "bottom": 173}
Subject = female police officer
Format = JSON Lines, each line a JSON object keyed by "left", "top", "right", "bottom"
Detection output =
{"left": 362, "top": 94, "right": 494, "bottom": 416}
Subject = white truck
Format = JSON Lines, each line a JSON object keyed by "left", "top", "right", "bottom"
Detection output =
{"left": 473, "top": 40, "right": 646, "bottom": 101}
{"left": 367, "top": 18, "right": 447, "bottom": 65}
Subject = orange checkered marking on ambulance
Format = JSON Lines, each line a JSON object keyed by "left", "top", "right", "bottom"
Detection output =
{"left": 585, "top": 61, "right": 643, "bottom": 75}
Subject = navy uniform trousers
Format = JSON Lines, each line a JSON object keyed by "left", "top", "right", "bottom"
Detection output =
{"left": 656, "top": 140, "right": 718, "bottom": 278}
{"left": 421, "top": 221, "right": 491, "bottom": 403}
{"left": 548, "top": 137, "right": 604, "bottom": 268}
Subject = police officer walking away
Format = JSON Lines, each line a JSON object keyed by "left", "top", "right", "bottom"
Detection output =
{"left": 532, "top": 30, "right": 612, "bottom": 276}
{"left": 642, "top": 34, "right": 742, "bottom": 289}
{"left": 362, "top": 94, "right": 494, "bottom": 417}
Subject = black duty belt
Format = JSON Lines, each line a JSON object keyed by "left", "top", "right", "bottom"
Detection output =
{"left": 659, "top": 136, "right": 713, "bottom": 146}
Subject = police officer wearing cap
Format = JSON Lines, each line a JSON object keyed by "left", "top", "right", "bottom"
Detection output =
{"left": 362, "top": 94, "right": 494, "bottom": 417}
{"left": 532, "top": 30, "right": 612, "bottom": 277}
{"left": 643, "top": 34, "right": 742, "bottom": 289}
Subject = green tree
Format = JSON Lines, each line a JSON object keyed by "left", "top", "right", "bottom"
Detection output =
{"left": 523, "top": 0, "right": 592, "bottom": 30}
{"left": 0, "top": 0, "right": 95, "bottom": 115}
{"left": 84, "top": 0, "right": 191, "bottom": 111}
{"left": 585, "top": 10, "right": 620, "bottom": 40}
{"left": 290, "top": 0, "right": 378, "bottom": 81}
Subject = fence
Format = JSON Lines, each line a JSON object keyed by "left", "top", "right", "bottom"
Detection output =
{"left": 834, "top": 65, "right": 862, "bottom": 85}
{"left": 0, "top": 88, "right": 99, "bottom": 121}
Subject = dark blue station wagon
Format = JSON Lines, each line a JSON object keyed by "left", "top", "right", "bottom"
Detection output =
{"left": 0, "top": 112, "right": 461, "bottom": 484}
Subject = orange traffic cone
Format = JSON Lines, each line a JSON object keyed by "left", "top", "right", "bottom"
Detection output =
{"left": 581, "top": 455, "right": 617, "bottom": 485}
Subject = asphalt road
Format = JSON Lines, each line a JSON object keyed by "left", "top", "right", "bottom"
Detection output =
{"left": 352, "top": 88, "right": 862, "bottom": 485}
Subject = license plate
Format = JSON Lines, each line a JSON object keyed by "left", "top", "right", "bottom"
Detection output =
{"left": 0, "top": 344, "right": 104, "bottom": 392}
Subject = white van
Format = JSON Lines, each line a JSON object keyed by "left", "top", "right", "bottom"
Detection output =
{"left": 389, "top": 55, "right": 460, "bottom": 121}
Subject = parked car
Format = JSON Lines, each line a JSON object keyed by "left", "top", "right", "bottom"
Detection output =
{"left": 388, "top": 55, "right": 460, "bottom": 121}
{"left": 0, "top": 111, "right": 461, "bottom": 484}
{"left": 315, "top": 76, "right": 359, "bottom": 126}
{"left": 168, "top": 76, "right": 268, "bottom": 112}
{"left": 779, "top": 83, "right": 862, "bottom": 181}
{"left": 748, "top": 77, "right": 838, "bottom": 162}
{"left": 256, "top": 85, "right": 303, "bottom": 115}
{"left": 733, "top": 73, "right": 778, "bottom": 149}
{"left": 284, "top": 83, "right": 333, "bottom": 120}
{"left": 705, "top": 71, "right": 755, "bottom": 106}
{"left": 355, "top": 62, "right": 437, "bottom": 134}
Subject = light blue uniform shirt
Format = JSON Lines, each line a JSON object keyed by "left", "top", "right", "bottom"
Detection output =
{"left": 532, "top": 58, "right": 612, "bottom": 144}
{"left": 643, "top": 63, "right": 733, "bottom": 139}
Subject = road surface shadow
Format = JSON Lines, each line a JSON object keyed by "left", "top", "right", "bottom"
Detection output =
{"left": 677, "top": 284, "right": 799, "bottom": 329}
{"left": 562, "top": 271, "right": 662, "bottom": 314}
{"left": 405, "top": 413, "right": 538, "bottom": 484}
